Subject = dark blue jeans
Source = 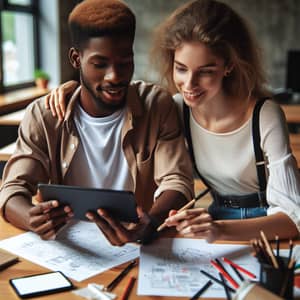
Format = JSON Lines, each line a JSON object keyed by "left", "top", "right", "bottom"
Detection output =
{"left": 208, "top": 201, "right": 268, "bottom": 220}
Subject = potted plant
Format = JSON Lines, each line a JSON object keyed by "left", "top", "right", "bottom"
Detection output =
{"left": 34, "top": 69, "right": 50, "bottom": 89}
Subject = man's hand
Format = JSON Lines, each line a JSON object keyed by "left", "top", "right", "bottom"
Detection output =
{"left": 164, "top": 207, "right": 221, "bottom": 243}
{"left": 44, "top": 80, "right": 79, "bottom": 121}
{"left": 28, "top": 200, "right": 73, "bottom": 240}
{"left": 86, "top": 206, "right": 156, "bottom": 246}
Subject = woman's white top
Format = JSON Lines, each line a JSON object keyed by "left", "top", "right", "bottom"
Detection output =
{"left": 65, "top": 102, "right": 134, "bottom": 192}
{"left": 174, "top": 94, "right": 300, "bottom": 232}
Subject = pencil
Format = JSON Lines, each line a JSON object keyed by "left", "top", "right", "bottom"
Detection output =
{"left": 200, "top": 270, "right": 235, "bottom": 293}
{"left": 260, "top": 231, "right": 279, "bottom": 268}
{"left": 104, "top": 260, "right": 136, "bottom": 292}
{"left": 275, "top": 235, "right": 280, "bottom": 258}
{"left": 189, "top": 280, "right": 212, "bottom": 300}
{"left": 222, "top": 257, "right": 256, "bottom": 279}
{"left": 120, "top": 276, "right": 135, "bottom": 300}
{"left": 287, "top": 239, "right": 294, "bottom": 266}
{"left": 210, "top": 259, "right": 239, "bottom": 289}
{"left": 156, "top": 199, "right": 196, "bottom": 232}
{"left": 219, "top": 273, "right": 231, "bottom": 300}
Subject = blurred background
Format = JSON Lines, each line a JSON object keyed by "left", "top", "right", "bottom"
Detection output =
{"left": 0, "top": 0, "right": 299, "bottom": 177}
{"left": 0, "top": 0, "right": 300, "bottom": 173}
{"left": 0, "top": 0, "right": 299, "bottom": 95}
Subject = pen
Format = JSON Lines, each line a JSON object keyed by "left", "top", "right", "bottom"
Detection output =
{"left": 189, "top": 280, "right": 212, "bottom": 300}
{"left": 222, "top": 257, "right": 256, "bottom": 279}
{"left": 219, "top": 273, "right": 231, "bottom": 300}
{"left": 210, "top": 259, "right": 239, "bottom": 289}
{"left": 156, "top": 199, "right": 196, "bottom": 232}
{"left": 120, "top": 276, "right": 135, "bottom": 300}
{"left": 104, "top": 260, "right": 136, "bottom": 292}
{"left": 200, "top": 270, "right": 235, "bottom": 293}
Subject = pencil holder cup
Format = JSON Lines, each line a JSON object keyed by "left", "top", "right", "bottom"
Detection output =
{"left": 259, "top": 257, "right": 294, "bottom": 300}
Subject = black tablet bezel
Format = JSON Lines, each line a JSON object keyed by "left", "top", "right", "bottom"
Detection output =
{"left": 38, "top": 184, "right": 139, "bottom": 223}
{"left": 9, "top": 271, "right": 74, "bottom": 299}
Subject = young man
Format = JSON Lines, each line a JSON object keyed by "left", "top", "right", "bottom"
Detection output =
{"left": 0, "top": 0, "right": 193, "bottom": 245}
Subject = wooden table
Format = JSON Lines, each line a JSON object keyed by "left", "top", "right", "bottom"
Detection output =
{"left": 0, "top": 109, "right": 25, "bottom": 126}
{"left": 0, "top": 216, "right": 262, "bottom": 300}
{"left": 281, "top": 104, "right": 300, "bottom": 124}
{"left": 1, "top": 217, "right": 298, "bottom": 300}
{"left": 0, "top": 87, "right": 49, "bottom": 115}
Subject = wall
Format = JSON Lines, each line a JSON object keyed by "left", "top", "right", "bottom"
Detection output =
{"left": 125, "top": 0, "right": 300, "bottom": 91}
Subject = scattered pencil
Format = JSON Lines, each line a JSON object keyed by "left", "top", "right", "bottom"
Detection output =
{"left": 222, "top": 257, "right": 255, "bottom": 279}
{"left": 219, "top": 273, "right": 231, "bottom": 300}
{"left": 104, "top": 260, "right": 136, "bottom": 292}
{"left": 120, "top": 276, "right": 135, "bottom": 300}
{"left": 189, "top": 280, "right": 212, "bottom": 300}
{"left": 210, "top": 259, "right": 239, "bottom": 289}
{"left": 200, "top": 270, "right": 235, "bottom": 293}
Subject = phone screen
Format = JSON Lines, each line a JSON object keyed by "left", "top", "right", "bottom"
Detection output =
{"left": 10, "top": 271, "right": 73, "bottom": 298}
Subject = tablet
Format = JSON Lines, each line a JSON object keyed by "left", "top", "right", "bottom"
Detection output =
{"left": 38, "top": 184, "right": 139, "bottom": 223}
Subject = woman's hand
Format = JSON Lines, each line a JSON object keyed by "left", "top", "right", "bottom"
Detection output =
{"left": 28, "top": 200, "right": 73, "bottom": 240}
{"left": 45, "top": 80, "right": 79, "bottom": 121}
{"left": 164, "top": 208, "right": 221, "bottom": 243}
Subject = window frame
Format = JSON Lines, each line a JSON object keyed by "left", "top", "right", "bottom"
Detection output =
{"left": 0, "top": 0, "right": 39, "bottom": 93}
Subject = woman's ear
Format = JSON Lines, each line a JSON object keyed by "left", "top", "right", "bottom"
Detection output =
{"left": 69, "top": 47, "right": 81, "bottom": 69}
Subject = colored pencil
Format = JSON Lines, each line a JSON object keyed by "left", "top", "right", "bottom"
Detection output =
{"left": 219, "top": 273, "right": 231, "bottom": 300}
{"left": 104, "top": 260, "right": 136, "bottom": 292}
{"left": 210, "top": 259, "right": 239, "bottom": 289}
{"left": 275, "top": 235, "right": 280, "bottom": 258}
{"left": 189, "top": 280, "right": 212, "bottom": 300}
{"left": 260, "top": 231, "right": 279, "bottom": 268}
{"left": 200, "top": 270, "right": 235, "bottom": 293}
{"left": 222, "top": 257, "right": 256, "bottom": 279}
{"left": 156, "top": 199, "right": 196, "bottom": 232}
{"left": 120, "top": 276, "right": 135, "bottom": 300}
{"left": 287, "top": 239, "right": 294, "bottom": 266}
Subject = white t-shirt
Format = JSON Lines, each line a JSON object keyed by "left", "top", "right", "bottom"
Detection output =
{"left": 174, "top": 94, "right": 300, "bottom": 231}
{"left": 64, "top": 103, "right": 134, "bottom": 192}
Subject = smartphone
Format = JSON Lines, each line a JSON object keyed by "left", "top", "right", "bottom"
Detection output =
{"left": 9, "top": 271, "right": 74, "bottom": 298}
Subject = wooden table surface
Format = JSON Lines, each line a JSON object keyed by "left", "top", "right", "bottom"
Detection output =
{"left": 0, "top": 87, "right": 49, "bottom": 115}
{"left": 0, "top": 217, "right": 225, "bottom": 300}
{"left": 281, "top": 104, "right": 300, "bottom": 124}
{"left": 0, "top": 109, "right": 25, "bottom": 126}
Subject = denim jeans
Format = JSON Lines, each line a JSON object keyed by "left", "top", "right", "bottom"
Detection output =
{"left": 208, "top": 201, "right": 268, "bottom": 220}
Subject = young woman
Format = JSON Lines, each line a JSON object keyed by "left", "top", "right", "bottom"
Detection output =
{"left": 45, "top": 0, "right": 300, "bottom": 242}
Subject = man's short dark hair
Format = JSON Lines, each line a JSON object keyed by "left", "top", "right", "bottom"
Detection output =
{"left": 68, "top": 0, "right": 136, "bottom": 49}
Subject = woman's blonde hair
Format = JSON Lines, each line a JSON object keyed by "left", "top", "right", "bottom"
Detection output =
{"left": 151, "top": 0, "right": 269, "bottom": 99}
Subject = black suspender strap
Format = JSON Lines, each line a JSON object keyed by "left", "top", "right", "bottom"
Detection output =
{"left": 183, "top": 103, "right": 211, "bottom": 190}
{"left": 252, "top": 98, "right": 268, "bottom": 192}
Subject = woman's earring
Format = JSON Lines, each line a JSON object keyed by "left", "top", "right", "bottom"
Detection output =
{"left": 224, "top": 70, "right": 231, "bottom": 77}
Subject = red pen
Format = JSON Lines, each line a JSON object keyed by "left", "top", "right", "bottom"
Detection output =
{"left": 120, "top": 276, "right": 135, "bottom": 300}
{"left": 210, "top": 259, "right": 239, "bottom": 289}
{"left": 222, "top": 257, "right": 256, "bottom": 279}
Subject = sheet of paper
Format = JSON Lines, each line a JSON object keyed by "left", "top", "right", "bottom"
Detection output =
{"left": 0, "top": 220, "right": 139, "bottom": 282}
{"left": 138, "top": 238, "right": 259, "bottom": 298}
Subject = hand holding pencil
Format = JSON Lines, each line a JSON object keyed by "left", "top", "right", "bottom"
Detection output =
{"left": 157, "top": 199, "right": 216, "bottom": 242}
{"left": 157, "top": 199, "right": 196, "bottom": 232}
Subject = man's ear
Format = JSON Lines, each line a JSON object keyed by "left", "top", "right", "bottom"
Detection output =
{"left": 69, "top": 47, "right": 81, "bottom": 69}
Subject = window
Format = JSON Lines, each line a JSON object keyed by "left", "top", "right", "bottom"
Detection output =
{"left": 0, "top": 0, "right": 39, "bottom": 92}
